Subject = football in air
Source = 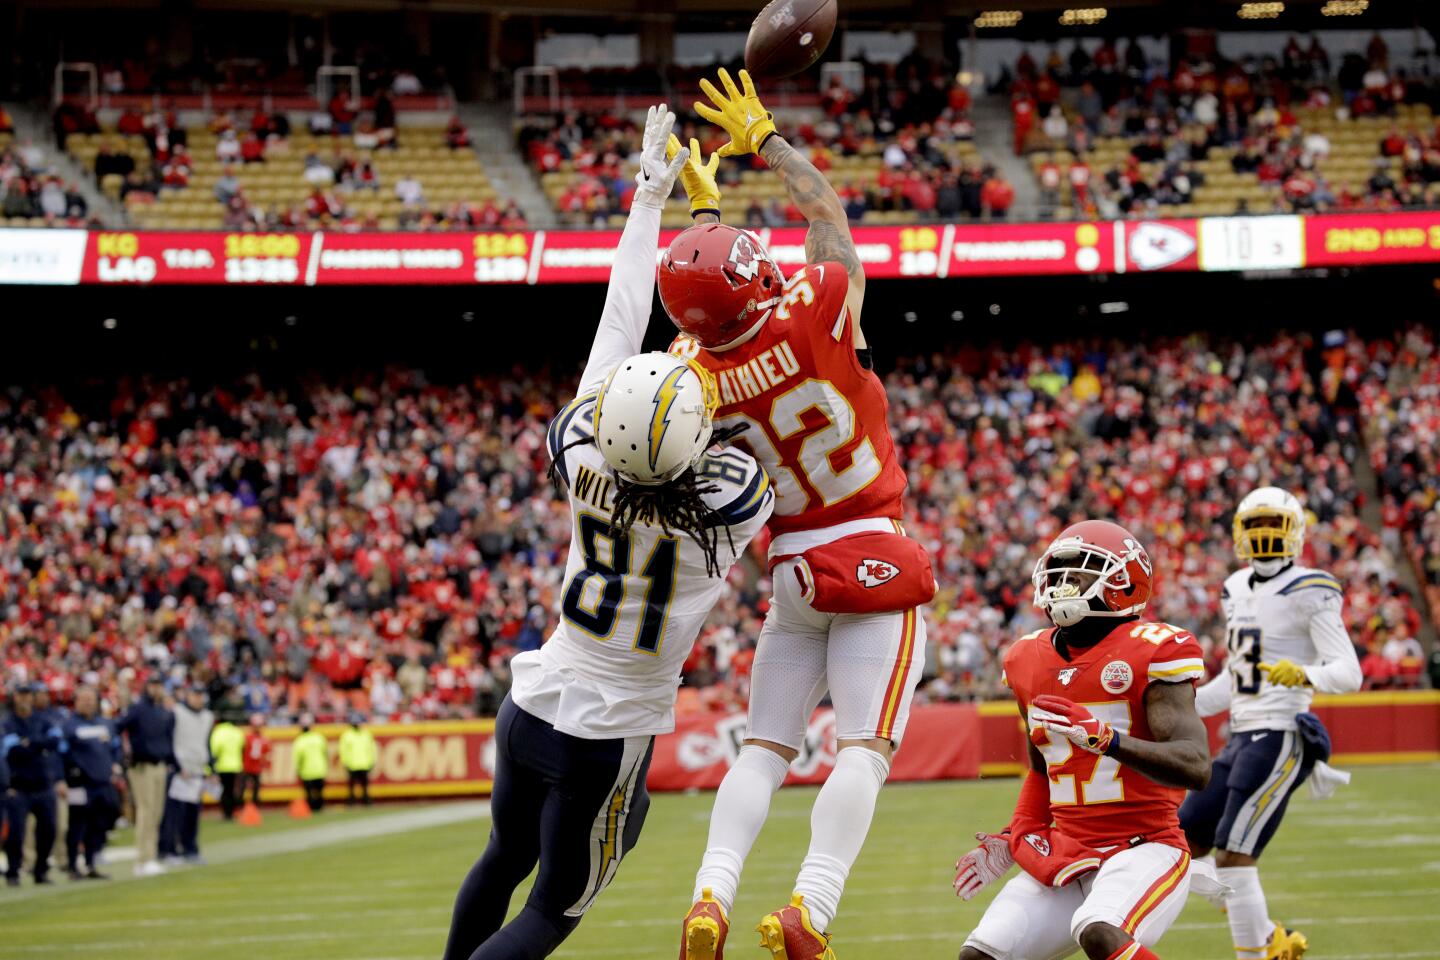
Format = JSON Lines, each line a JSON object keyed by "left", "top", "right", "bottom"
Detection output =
{"left": 744, "top": 0, "right": 837, "bottom": 79}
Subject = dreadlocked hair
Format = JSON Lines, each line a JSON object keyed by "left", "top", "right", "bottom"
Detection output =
{"left": 547, "top": 423, "right": 751, "bottom": 579}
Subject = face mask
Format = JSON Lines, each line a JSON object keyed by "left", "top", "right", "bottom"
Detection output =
{"left": 1251, "top": 557, "right": 1290, "bottom": 578}
{"left": 1048, "top": 597, "right": 1092, "bottom": 627}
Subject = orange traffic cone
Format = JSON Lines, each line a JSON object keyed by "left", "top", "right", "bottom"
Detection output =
{"left": 239, "top": 802, "right": 263, "bottom": 827}
{"left": 288, "top": 796, "right": 312, "bottom": 819}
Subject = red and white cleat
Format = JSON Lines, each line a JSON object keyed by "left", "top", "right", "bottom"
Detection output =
{"left": 755, "top": 894, "right": 836, "bottom": 960}
{"left": 679, "top": 887, "right": 728, "bottom": 960}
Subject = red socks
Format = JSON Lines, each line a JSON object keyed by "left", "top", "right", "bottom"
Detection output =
{"left": 1105, "top": 943, "right": 1159, "bottom": 960}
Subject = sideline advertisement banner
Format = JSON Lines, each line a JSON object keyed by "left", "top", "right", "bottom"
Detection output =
{"left": 245, "top": 693, "right": 1438, "bottom": 802}
{"left": 645, "top": 704, "right": 982, "bottom": 792}
{"left": 254, "top": 719, "right": 496, "bottom": 802}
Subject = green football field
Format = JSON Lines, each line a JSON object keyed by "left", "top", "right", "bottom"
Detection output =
{"left": 5, "top": 765, "right": 1438, "bottom": 960}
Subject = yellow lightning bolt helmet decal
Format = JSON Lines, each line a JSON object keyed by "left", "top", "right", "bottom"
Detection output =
{"left": 647, "top": 358, "right": 718, "bottom": 476}
{"left": 647, "top": 365, "right": 689, "bottom": 474}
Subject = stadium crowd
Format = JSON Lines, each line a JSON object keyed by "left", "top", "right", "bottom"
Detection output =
{"left": 519, "top": 57, "right": 1020, "bottom": 226}
{"left": 892, "top": 327, "right": 1427, "bottom": 700}
{"left": 0, "top": 135, "right": 91, "bottom": 226}
{"left": 55, "top": 49, "right": 450, "bottom": 100}
{"left": 0, "top": 327, "right": 1430, "bottom": 729}
{"left": 1011, "top": 33, "right": 1440, "bottom": 217}
{"left": 65, "top": 98, "right": 516, "bottom": 232}
{"left": 1362, "top": 325, "right": 1440, "bottom": 680}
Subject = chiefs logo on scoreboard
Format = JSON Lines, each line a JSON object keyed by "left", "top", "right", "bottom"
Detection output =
{"left": 1128, "top": 222, "right": 1197, "bottom": 271}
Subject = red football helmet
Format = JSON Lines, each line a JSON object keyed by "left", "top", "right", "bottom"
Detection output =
{"left": 1031, "top": 519, "right": 1154, "bottom": 627}
{"left": 657, "top": 223, "right": 784, "bottom": 350}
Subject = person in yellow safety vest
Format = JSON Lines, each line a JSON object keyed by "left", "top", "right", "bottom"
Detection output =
{"left": 291, "top": 716, "right": 329, "bottom": 813}
{"left": 339, "top": 714, "right": 379, "bottom": 806}
{"left": 208, "top": 716, "right": 246, "bottom": 821}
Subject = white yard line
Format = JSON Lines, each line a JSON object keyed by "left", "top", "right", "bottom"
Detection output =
{"left": 0, "top": 800, "right": 489, "bottom": 906}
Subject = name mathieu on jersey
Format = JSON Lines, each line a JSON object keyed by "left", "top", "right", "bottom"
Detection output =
{"left": 670, "top": 262, "right": 906, "bottom": 535}
{"left": 511, "top": 393, "right": 773, "bottom": 740}
{"left": 1003, "top": 621, "right": 1207, "bottom": 850}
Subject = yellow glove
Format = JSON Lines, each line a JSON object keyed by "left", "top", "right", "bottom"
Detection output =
{"left": 667, "top": 134, "right": 722, "bottom": 217}
{"left": 1260, "top": 660, "right": 1310, "bottom": 688}
{"left": 695, "top": 68, "right": 777, "bottom": 157}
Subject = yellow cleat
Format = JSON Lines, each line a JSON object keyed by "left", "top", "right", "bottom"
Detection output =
{"left": 1265, "top": 923, "right": 1309, "bottom": 960}
{"left": 756, "top": 894, "right": 836, "bottom": 960}
{"left": 680, "top": 887, "right": 729, "bottom": 960}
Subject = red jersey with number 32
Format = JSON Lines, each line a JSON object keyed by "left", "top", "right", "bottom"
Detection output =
{"left": 669, "top": 262, "right": 906, "bottom": 536}
{"left": 1002, "top": 620, "right": 1207, "bottom": 850}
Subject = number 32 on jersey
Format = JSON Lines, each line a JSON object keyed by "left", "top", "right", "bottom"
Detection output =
{"left": 719, "top": 378, "right": 881, "bottom": 514}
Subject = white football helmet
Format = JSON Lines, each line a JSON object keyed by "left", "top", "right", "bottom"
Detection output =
{"left": 1233, "top": 486, "right": 1305, "bottom": 576}
{"left": 594, "top": 352, "right": 718, "bottom": 485}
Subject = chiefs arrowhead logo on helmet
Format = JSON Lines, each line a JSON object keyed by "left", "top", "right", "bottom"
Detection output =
{"left": 1023, "top": 833, "right": 1051, "bottom": 856}
{"left": 658, "top": 223, "right": 784, "bottom": 350}
{"left": 855, "top": 558, "right": 899, "bottom": 588}
{"left": 727, "top": 232, "right": 763, "bottom": 281}
{"left": 1123, "top": 537, "right": 1153, "bottom": 576}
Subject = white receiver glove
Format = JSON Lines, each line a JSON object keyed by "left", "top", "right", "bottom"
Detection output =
{"left": 633, "top": 104, "right": 690, "bottom": 210}
{"left": 954, "top": 829, "right": 1014, "bottom": 901}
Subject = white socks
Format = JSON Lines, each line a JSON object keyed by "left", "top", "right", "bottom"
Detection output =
{"left": 693, "top": 744, "right": 892, "bottom": 933}
{"left": 693, "top": 744, "right": 791, "bottom": 913}
{"left": 1217, "top": 865, "right": 1273, "bottom": 959}
{"left": 793, "top": 747, "right": 891, "bottom": 933}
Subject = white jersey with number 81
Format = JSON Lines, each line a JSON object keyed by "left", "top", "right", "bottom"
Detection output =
{"left": 508, "top": 393, "right": 773, "bottom": 741}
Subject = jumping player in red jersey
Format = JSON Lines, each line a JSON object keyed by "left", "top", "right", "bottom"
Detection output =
{"left": 953, "top": 520, "right": 1216, "bottom": 960}
{"left": 663, "top": 70, "right": 935, "bottom": 960}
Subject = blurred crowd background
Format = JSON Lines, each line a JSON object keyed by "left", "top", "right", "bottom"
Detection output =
{"left": 5, "top": 28, "right": 1440, "bottom": 229}
{"left": 0, "top": 324, "right": 1433, "bottom": 727}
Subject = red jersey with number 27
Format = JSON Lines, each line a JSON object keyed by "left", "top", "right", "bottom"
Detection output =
{"left": 669, "top": 262, "right": 906, "bottom": 536}
{"left": 1002, "top": 620, "right": 1208, "bottom": 851}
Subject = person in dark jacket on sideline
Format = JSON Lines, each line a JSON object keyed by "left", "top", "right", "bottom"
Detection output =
{"left": 117, "top": 675, "right": 174, "bottom": 877}
{"left": 3, "top": 683, "right": 62, "bottom": 885}
{"left": 35, "top": 686, "right": 68, "bottom": 807}
{"left": 60, "top": 686, "right": 121, "bottom": 880}
{"left": 0, "top": 745, "right": 9, "bottom": 845}
{"left": 30, "top": 686, "right": 69, "bottom": 877}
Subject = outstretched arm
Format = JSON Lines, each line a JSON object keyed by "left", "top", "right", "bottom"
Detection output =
{"left": 759, "top": 135, "right": 866, "bottom": 341}
{"left": 694, "top": 68, "right": 867, "bottom": 342}
{"left": 577, "top": 105, "right": 688, "bottom": 396}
